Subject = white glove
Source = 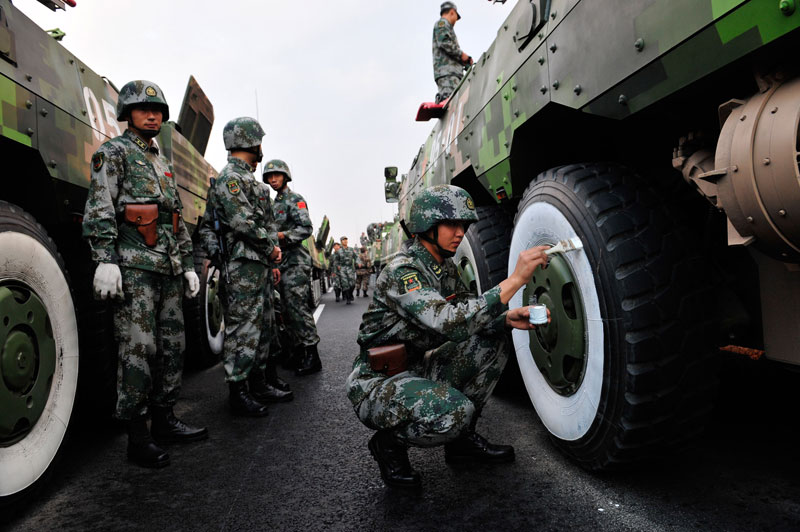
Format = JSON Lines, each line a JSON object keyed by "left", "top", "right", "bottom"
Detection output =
{"left": 93, "top": 263, "right": 123, "bottom": 300}
{"left": 184, "top": 271, "right": 200, "bottom": 298}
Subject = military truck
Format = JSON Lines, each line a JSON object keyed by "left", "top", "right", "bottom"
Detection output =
{"left": 383, "top": 0, "right": 800, "bottom": 471}
{"left": 0, "top": 0, "right": 221, "bottom": 506}
{"left": 302, "top": 214, "right": 332, "bottom": 306}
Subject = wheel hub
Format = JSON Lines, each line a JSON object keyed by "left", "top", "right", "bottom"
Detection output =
{"left": 522, "top": 254, "right": 587, "bottom": 396}
{"left": 0, "top": 283, "right": 56, "bottom": 444}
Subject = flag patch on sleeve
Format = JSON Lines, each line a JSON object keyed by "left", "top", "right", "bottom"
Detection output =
{"left": 297, "top": 201, "right": 307, "bottom": 209}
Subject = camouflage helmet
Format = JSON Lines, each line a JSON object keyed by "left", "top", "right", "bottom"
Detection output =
{"left": 116, "top": 80, "right": 169, "bottom": 121}
{"left": 263, "top": 159, "right": 292, "bottom": 183}
{"left": 223, "top": 117, "right": 265, "bottom": 150}
{"left": 406, "top": 184, "right": 478, "bottom": 233}
{"left": 440, "top": 1, "right": 461, "bottom": 19}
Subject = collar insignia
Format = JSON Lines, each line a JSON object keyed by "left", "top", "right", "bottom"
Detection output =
{"left": 133, "top": 136, "right": 148, "bottom": 151}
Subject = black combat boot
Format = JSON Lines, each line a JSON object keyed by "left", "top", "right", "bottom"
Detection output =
{"left": 444, "top": 415, "right": 515, "bottom": 464}
{"left": 295, "top": 344, "right": 322, "bottom": 376}
{"left": 356, "top": 289, "right": 360, "bottom": 297}
{"left": 229, "top": 380, "right": 269, "bottom": 417}
{"left": 368, "top": 430, "right": 421, "bottom": 488}
{"left": 265, "top": 359, "right": 291, "bottom": 392}
{"left": 249, "top": 366, "right": 293, "bottom": 403}
{"left": 363, "top": 290, "right": 369, "bottom": 298}
{"left": 281, "top": 344, "right": 302, "bottom": 371}
{"left": 335, "top": 288, "right": 341, "bottom": 302}
{"left": 127, "top": 416, "right": 170, "bottom": 468}
{"left": 150, "top": 406, "right": 208, "bottom": 444}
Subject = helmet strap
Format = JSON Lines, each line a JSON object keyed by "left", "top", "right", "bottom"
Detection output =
{"left": 418, "top": 225, "right": 456, "bottom": 259}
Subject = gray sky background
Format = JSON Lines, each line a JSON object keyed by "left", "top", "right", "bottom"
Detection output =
{"left": 19, "top": 0, "right": 514, "bottom": 244}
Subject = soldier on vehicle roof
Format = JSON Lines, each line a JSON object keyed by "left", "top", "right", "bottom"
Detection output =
{"left": 198, "top": 116, "right": 282, "bottom": 417}
{"left": 82, "top": 80, "right": 207, "bottom": 469}
{"left": 265, "top": 159, "right": 323, "bottom": 377}
{"left": 433, "top": 1, "right": 473, "bottom": 104}
{"left": 346, "top": 185, "right": 550, "bottom": 488}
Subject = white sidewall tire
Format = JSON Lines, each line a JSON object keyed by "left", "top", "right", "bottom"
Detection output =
{"left": 0, "top": 232, "right": 78, "bottom": 497}
{"left": 204, "top": 266, "right": 224, "bottom": 355}
{"left": 509, "top": 202, "right": 603, "bottom": 441}
{"left": 455, "top": 237, "right": 483, "bottom": 294}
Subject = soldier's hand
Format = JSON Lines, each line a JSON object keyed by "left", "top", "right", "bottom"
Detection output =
{"left": 93, "top": 263, "right": 123, "bottom": 301}
{"left": 462, "top": 52, "right": 473, "bottom": 65}
{"left": 278, "top": 232, "right": 285, "bottom": 241}
{"left": 505, "top": 306, "right": 551, "bottom": 330}
{"left": 270, "top": 245, "right": 282, "bottom": 263}
{"left": 272, "top": 268, "right": 281, "bottom": 285}
{"left": 511, "top": 246, "right": 550, "bottom": 285}
{"left": 184, "top": 270, "right": 200, "bottom": 298}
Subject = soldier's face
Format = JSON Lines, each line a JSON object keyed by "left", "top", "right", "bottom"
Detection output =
{"left": 342, "top": 239, "right": 348, "bottom": 247}
{"left": 436, "top": 221, "right": 466, "bottom": 252}
{"left": 129, "top": 106, "right": 163, "bottom": 138}
{"left": 265, "top": 173, "right": 285, "bottom": 191}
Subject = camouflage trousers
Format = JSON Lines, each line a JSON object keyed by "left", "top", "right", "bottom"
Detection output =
{"left": 222, "top": 259, "right": 272, "bottom": 382}
{"left": 112, "top": 267, "right": 185, "bottom": 421}
{"left": 435, "top": 74, "right": 461, "bottom": 103}
{"left": 261, "top": 268, "right": 279, "bottom": 363}
{"left": 339, "top": 270, "right": 357, "bottom": 291}
{"left": 277, "top": 263, "right": 320, "bottom": 347}
{"left": 333, "top": 273, "right": 341, "bottom": 291}
{"left": 354, "top": 333, "right": 508, "bottom": 447}
{"left": 356, "top": 273, "right": 369, "bottom": 293}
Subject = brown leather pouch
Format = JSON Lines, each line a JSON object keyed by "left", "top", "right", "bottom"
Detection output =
{"left": 367, "top": 344, "right": 408, "bottom": 377}
{"left": 172, "top": 210, "right": 180, "bottom": 235}
{"left": 124, "top": 204, "right": 158, "bottom": 247}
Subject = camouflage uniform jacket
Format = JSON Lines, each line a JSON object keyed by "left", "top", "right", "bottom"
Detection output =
{"left": 432, "top": 17, "right": 465, "bottom": 81}
{"left": 200, "top": 156, "right": 276, "bottom": 266}
{"left": 348, "top": 239, "right": 507, "bottom": 406}
{"left": 356, "top": 254, "right": 372, "bottom": 275}
{"left": 337, "top": 247, "right": 358, "bottom": 275}
{"left": 272, "top": 187, "right": 313, "bottom": 268}
{"left": 83, "top": 129, "right": 193, "bottom": 275}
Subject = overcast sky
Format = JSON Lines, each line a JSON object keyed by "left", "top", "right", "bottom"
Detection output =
{"left": 18, "top": 0, "right": 514, "bottom": 244}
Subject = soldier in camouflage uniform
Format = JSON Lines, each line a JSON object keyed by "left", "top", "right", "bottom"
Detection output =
{"left": 360, "top": 232, "right": 369, "bottom": 248}
{"left": 198, "top": 117, "right": 281, "bottom": 417}
{"left": 264, "top": 159, "right": 322, "bottom": 376}
{"left": 83, "top": 80, "right": 207, "bottom": 469}
{"left": 433, "top": 2, "right": 473, "bottom": 104}
{"left": 331, "top": 242, "right": 342, "bottom": 302}
{"left": 346, "top": 185, "right": 550, "bottom": 488}
{"left": 337, "top": 236, "right": 358, "bottom": 304}
{"left": 356, "top": 247, "right": 372, "bottom": 298}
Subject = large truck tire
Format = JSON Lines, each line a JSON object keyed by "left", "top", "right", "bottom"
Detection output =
{"left": 184, "top": 257, "right": 224, "bottom": 370}
{"left": 508, "top": 163, "right": 717, "bottom": 470}
{"left": 0, "top": 202, "right": 79, "bottom": 509}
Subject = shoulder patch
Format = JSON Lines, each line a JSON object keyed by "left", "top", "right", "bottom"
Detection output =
{"left": 297, "top": 201, "right": 307, "bottom": 209}
{"left": 401, "top": 272, "right": 422, "bottom": 293}
{"left": 92, "top": 152, "right": 104, "bottom": 171}
{"left": 227, "top": 179, "right": 240, "bottom": 194}
{"left": 438, "top": 20, "right": 445, "bottom": 27}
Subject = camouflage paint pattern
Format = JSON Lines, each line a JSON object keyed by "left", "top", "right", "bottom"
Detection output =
{"left": 113, "top": 267, "right": 186, "bottom": 420}
{"left": 405, "top": 184, "right": 478, "bottom": 234}
{"left": 346, "top": 238, "right": 509, "bottom": 447}
{"left": 82, "top": 130, "right": 194, "bottom": 275}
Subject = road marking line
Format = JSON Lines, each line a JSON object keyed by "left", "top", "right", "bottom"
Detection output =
{"left": 313, "top": 304, "right": 325, "bottom": 323}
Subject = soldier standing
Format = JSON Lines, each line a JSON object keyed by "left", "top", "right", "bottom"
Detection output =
{"left": 264, "top": 159, "right": 323, "bottom": 376}
{"left": 331, "top": 242, "right": 343, "bottom": 302}
{"left": 356, "top": 247, "right": 372, "bottom": 298}
{"left": 338, "top": 236, "right": 358, "bottom": 305}
{"left": 433, "top": 2, "right": 473, "bottom": 104}
{"left": 83, "top": 80, "right": 206, "bottom": 468}
{"left": 200, "top": 117, "right": 281, "bottom": 417}
{"left": 346, "top": 185, "right": 550, "bottom": 488}
{"left": 360, "top": 232, "right": 369, "bottom": 248}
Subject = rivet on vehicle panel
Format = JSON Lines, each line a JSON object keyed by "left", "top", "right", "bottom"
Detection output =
{"left": 782, "top": 252, "right": 789, "bottom": 257}
{"left": 497, "top": 77, "right": 502, "bottom": 84}
{"left": 504, "top": 92, "right": 509, "bottom": 100}
{"left": 49, "top": 160, "right": 57, "bottom": 168}
{"left": 574, "top": 85, "right": 582, "bottom": 95}
{"left": 552, "top": 80, "right": 560, "bottom": 90}
{"left": 549, "top": 43, "right": 557, "bottom": 53}
{"left": 504, "top": 142, "right": 509, "bottom": 148}
{"left": 779, "top": 209, "right": 787, "bottom": 217}
{"left": 80, "top": 67, "right": 85, "bottom": 73}
{"left": 739, "top": 114, "right": 747, "bottom": 121}
{"left": 40, "top": 109, "right": 48, "bottom": 117}
{"left": 540, "top": 86, "right": 548, "bottom": 94}
{"left": 538, "top": 33, "right": 544, "bottom": 40}
{"left": 779, "top": 0, "right": 796, "bottom": 15}
{"left": 69, "top": 59, "right": 75, "bottom": 64}
{"left": 634, "top": 38, "right": 645, "bottom": 51}
{"left": 25, "top": 74, "right": 32, "bottom": 81}
{"left": 26, "top": 128, "right": 34, "bottom": 136}
{"left": 618, "top": 94, "right": 628, "bottom": 105}
{"left": 512, "top": 84, "right": 517, "bottom": 91}
{"left": 551, "top": 10, "right": 557, "bottom": 19}
{"left": 771, "top": 107, "right": 778, "bottom": 114}
{"left": 746, "top": 216, "right": 754, "bottom": 223}
{"left": 63, "top": 199, "right": 70, "bottom": 206}
{"left": 514, "top": 110, "right": 520, "bottom": 117}
{"left": 82, "top": 110, "right": 87, "bottom": 115}
{"left": 25, "top": 100, "right": 33, "bottom": 109}
{"left": 504, "top": 24, "right": 508, "bottom": 31}
{"left": 764, "top": 158, "right": 771, "bottom": 165}
{"left": 538, "top": 56, "right": 545, "bottom": 65}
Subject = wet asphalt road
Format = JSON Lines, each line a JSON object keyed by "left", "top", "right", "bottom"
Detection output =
{"left": 5, "top": 287, "right": 800, "bottom": 532}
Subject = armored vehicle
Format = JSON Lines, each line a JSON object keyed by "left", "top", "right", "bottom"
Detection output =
{"left": 384, "top": 0, "right": 800, "bottom": 470}
{"left": 303, "top": 214, "right": 332, "bottom": 306}
{"left": 0, "top": 0, "right": 220, "bottom": 506}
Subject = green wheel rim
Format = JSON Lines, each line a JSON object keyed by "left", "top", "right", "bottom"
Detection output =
{"left": 0, "top": 283, "right": 56, "bottom": 445}
{"left": 523, "top": 255, "right": 587, "bottom": 396}
{"left": 207, "top": 270, "right": 223, "bottom": 336}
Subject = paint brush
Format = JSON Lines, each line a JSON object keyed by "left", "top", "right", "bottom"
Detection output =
{"left": 544, "top": 237, "right": 584, "bottom": 255}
